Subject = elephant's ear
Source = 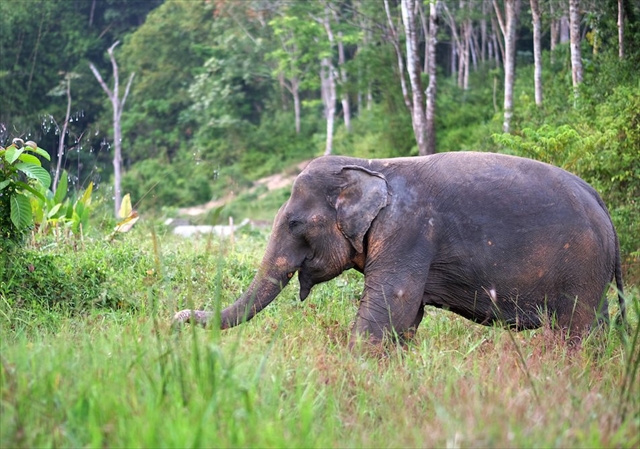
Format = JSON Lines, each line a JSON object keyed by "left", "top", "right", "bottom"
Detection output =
{"left": 333, "top": 165, "right": 389, "bottom": 253}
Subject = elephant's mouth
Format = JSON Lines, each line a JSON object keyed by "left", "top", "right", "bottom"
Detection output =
{"left": 297, "top": 262, "right": 340, "bottom": 301}
{"left": 298, "top": 268, "right": 314, "bottom": 301}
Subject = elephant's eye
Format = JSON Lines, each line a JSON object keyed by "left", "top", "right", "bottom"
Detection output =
{"left": 288, "top": 219, "right": 304, "bottom": 232}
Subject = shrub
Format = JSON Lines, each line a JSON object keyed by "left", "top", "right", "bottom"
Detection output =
{"left": 0, "top": 139, "right": 51, "bottom": 242}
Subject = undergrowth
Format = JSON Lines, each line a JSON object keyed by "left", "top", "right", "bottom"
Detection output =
{"left": 1, "top": 229, "right": 638, "bottom": 448}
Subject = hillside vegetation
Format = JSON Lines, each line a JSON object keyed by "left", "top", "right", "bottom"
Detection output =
{"left": 1, "top": 2, "right": 639, "bottom": 447}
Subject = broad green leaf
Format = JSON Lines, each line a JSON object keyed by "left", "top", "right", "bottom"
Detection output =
{"left": 0, "top": 180, "right": 10, "bottom": 191}
{"left": 79, "top": 182, "right": 93, "bottom": 207}
{"left": 118, "top": 193, "right": 133, "bottom": 219}
{"left": 4, "top": 146, "right": 23, "bottom": 164}
{"left": 47, "top": 203, "right": 62, "bottom": 218}
{"left": 31, "top": 147, "right": 51, "bottom": 161}
{"left": 15, "top": 163, "right": 51, "bottom": 188}
{"left": 18, "top": 153, "right": 42, "bottom": 166}
{"left": 54, "top": 171, "right": 68, "bottom": 204}
{"left": 75, "top": 201, "right": 85, "bottom": 218}
{"left": 31, "top": 196, "right": 44, "bottom": 224}
{"left": 65, "top": 201, "right": 74, "bottom": 219}
{"left": 15, "top": 181, "right": 46, "bottom": 202}
{"left": 72, "top": 212, "right": 81, "bottom": 235}
{"left": 10, "top": 193, "right": 32, "bottom": 229}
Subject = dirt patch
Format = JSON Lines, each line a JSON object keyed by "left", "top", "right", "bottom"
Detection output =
{"left": 178, "top": 159, "right": 311, "bottom": 217}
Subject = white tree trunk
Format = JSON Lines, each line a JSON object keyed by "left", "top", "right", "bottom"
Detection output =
{"left": 550, "top": 0, "right": 558, "bottom": 59}
{"left": 89, "top": 41, "right": 134, "bottom": 217}
{"left": 316, "top": 6, "right": 338, "bottom": 155}
{"left": 494, "top": 0, "right": 520, "bottom": 133}
{"left": 560, "top": 15, "right": 570, "bottom": 43}
{"left": 292, "top": 84, "right": 301, "bottom": 134}
{"left": 337, "top": 32, "right": 351, "bottom": 132}
{"left": 530, "top": 0, "right": 543, "bottom": 106}
{"left": 425, "top": 1, "right": 439, "bottom": 155}
{"left": 569, "top": 0, "right": 583, "bottom": 94}
{"left": 320, "top": 57, "right": 336, "bottom": 156}
{"left": 481, "top": 0, "right": 489, "bottom": 63}
{"left": 618, "top": 0, "right": 624, "bottom": 59}
{"left": 384, "top": 0, "right": 412, "bottom": 112}
{"left": 462, "top": 19, "right": 471, "bottom": 90}
{"left": 401, "top": 0, "right": 428, "bottom": 156}
{"left": 53, "top": 77, "right": 72, "bottom": 193}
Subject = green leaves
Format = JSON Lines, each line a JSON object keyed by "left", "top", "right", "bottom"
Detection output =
{"left": 0, "top": 140, "right": 91, "bottom": 242}
{"left": 28, "top": 170, "right": 95, "bottom": 238}
{"left": 14, "top": 163, "right": 51, "bottom": 189}
{"left": 1, "top": 140, "right": 52, "bottom": 237}
{"left": 10, "top": 194, "right": 32, "bottom": 229}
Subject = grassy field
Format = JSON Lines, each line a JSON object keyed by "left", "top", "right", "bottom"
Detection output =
{"left": 1, "top": 226, "right": 639, "bottom": 448}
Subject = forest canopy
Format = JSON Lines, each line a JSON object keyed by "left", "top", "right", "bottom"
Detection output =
{"left": 1, "top": 0, "right": 639, "bottom": 254}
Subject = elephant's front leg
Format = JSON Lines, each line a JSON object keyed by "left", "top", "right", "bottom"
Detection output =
{"left": 350, "top": 270, "right": 427, "bottom": 347}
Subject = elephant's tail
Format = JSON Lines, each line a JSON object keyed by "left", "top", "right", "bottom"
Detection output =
{"left": 590, "top": 186, "right": 626, "bottom": 327}
{"left": 614, "top": 230, "right": 627, "bottom": 327}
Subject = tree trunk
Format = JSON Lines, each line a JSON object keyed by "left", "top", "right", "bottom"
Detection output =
{"left": 560, "top": 15, "right": 570, "bottom": 43}
{"left": 337, "top": 32, "right": 351, "bottom": 132}
{"left": 530, "top": 0, "right": 543, "bottom": 106}
{"left": 618, "top": 0, "right": 624, "bottom": 59}
{"left": 401, "top": 0, "right": 428, "bottom": 156}
{"left": 292, "top": 83, "right": 301, "bottom": 134}
{"left": 89, "top": 41, "right": 134, "bottom": 217}
{"left": 320, "top": 57, "right": 337, "bottom": 156}
{"left": 384, "top": 0, "right": 412, "bottom": 113}
{"left": 569, "top": 0, "right": 583, "bottom": 95}
{"left": 319, "top": 5, "right": 337, "bottom": 155}
{"left": 462, "top": 19, "right": 471, "bottom": 90}
{"left": 481, "top": 0, "right": 489, "bottom": 63}
{"left": 425, "top": 1, "right": 439, "bottom": 155}
{"left": 53, "top": 77, "right": 71, "bottom": 193}
{"left": 494, "top": 0, "right": 520, "bottom": 133}
{"left": 550, "top": 0, "right": 559, "bottom": 60}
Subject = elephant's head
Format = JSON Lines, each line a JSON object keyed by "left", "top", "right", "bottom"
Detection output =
{"left": 173, "top": 158, "right": 389, "bottom": 329}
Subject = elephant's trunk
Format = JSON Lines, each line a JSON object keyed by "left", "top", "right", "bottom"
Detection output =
{"left": 219, "top": 268, "right": 293, "bottom": 328}
{"left": 172, "top": 214, "right": 299, "bottom": 329}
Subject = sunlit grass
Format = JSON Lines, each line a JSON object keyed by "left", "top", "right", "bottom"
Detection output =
{"left": 1, "top": 228, "right": 638, "bottom": 448}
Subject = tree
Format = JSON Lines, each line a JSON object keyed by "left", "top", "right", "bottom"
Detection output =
{"left": 384, "top": 0, "right": 436, "bottom": 155}
{"left": 425, "top": 1, "right": 439, "bottom": 155}
{"left": 530, "top": 0, "right": 543, "bottom": 106}
{"left": 400, "top": 0, "right": 428, "bottom": 155}
{"left": 89, "top": 41, "right": 134, "bottom": 217}
{"left": 47, "top": 72, "right": 81, "bottom": 193}
{"left": 315, "top": 3, "right": 339, "bottom": 155}
{"left": 569, "top": 0, "right": 583, "bottom": 96}
{"left": 120, "top": 0, "right": 212, "bottom": 162}
{"left": 618, "top": 0, "right": 625, "bottom": 59}
{"left": 494, "top": 0, "right": 521, "bottom": 133}
{"left": 269, "top": 13, "right": 322, "bottom": 134}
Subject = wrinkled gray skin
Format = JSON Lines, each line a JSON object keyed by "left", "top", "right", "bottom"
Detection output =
{"left": 173, "top": 152, "right": 625, "bottom": 346}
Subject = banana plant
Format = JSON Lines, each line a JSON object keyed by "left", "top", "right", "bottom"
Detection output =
{"left": 30, "top": 171, "right": 94, "bottom": 237}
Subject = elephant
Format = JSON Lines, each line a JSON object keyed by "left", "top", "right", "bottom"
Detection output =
{"left": 173, "top": 152, "right": 626, "bottom": 346}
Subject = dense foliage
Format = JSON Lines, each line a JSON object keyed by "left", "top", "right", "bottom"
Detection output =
{"left": 1, "top": 0, "right": 639, "bottom": 255}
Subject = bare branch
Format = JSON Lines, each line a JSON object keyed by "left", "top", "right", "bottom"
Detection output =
{"left": 492, "top": 0, "right": 506, "bottom": 38}
{"left": 88, "top": 63, "right": 114, "bottom": 100}
{"left": 120, "top": 72, "right": 136, "bottom": 113}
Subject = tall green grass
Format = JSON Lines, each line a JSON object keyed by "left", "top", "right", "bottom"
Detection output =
{"left": 1, "top": 228, "right": 638, "bottom": 448}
